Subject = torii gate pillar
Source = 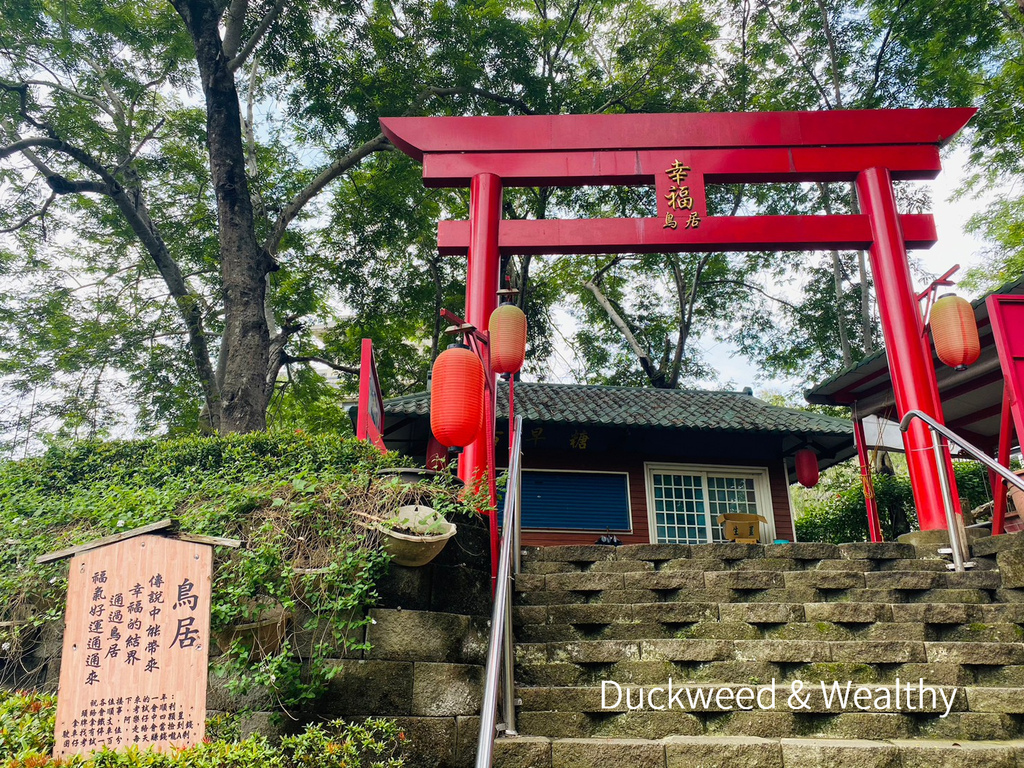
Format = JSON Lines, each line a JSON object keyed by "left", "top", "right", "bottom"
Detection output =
{"left": 383, "top": 109, "right": 978, "bottom": 532}
{"left": 857, "top": 167, "right": 953, "bottom": 530}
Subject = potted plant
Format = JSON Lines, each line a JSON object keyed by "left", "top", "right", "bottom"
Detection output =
{"left": 213, "top": 598, "right": 291, "bottom": 660}
{"left": 379, "top": 503, "right": 457, "bottom": 567}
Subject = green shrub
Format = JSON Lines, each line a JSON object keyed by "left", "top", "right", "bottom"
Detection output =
{"left": 794, "top": 460, "right": 999, "bottom": 545}
{"left": 0, "top": 433, "right": 485, "bottom": 711}
{"left": 0, "top": 691, "right": 406, "bottom": 768}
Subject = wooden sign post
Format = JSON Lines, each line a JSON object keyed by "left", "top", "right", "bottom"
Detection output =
{"left": 41, "top": 523, "right": 226, "bottom": 758}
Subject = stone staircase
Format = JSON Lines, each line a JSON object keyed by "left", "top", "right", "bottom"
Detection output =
{"left": 494, "top": 540, "right": 1024, "bottom": 767}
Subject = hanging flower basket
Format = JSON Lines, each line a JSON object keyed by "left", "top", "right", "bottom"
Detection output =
{"left": 380, "top": 504, "right": 457, "bottom": 567}
{"left": 213, "top": 602, "right": 291, "bottom": 660}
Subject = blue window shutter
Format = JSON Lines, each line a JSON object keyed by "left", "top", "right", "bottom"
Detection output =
{"left": 499, "top": 471, "right": 631, "bottom": 531}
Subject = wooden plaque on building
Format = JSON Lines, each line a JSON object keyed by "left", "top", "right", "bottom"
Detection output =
{"left": 52, "top": 534, "right": 212, "bottom": 757}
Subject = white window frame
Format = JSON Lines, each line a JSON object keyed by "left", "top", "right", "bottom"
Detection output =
{"left": 644, "top": 462, "right": 776, "bottom": 545}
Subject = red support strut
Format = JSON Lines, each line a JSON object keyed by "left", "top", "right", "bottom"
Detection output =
{"left": 458, "top": 173, "right": 503, "bottom": 591}
{"left": 853, "top": 417, "right": 884, "bottom": 542}
{"left": 856, "top": 167, "right": 960, "bottom": 530}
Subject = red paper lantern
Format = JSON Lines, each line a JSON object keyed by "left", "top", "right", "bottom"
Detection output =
{"left": 930, "top": 293, "right": 981, "bottom": 371}
{"left": 430, "top": 344, "right": 484, "bottom": 448}
{"left": 795, "top": 449, "right": 819, "bottom": 488}
{"left": 489, "top": 303, "right": 527, "bottom": 374}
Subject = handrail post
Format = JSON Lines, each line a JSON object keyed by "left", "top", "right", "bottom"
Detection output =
{"left": 475, "top": 415, "right": 523, "bottom": 768}
{"left": 930, "top": 429, "right": 966, "bottom": 572}
{"left": 899, "top": 409, "right": 1024, "bottom": 570}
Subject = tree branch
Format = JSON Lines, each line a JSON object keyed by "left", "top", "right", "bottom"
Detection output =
{"left": 583, "top": 278, "right": 657, "bottom": 382}
{"left": 760, "top": 1, "right": 834, "bottom": 109}
{"left": 264, "top": 132, "right": 390, "bottom": 256}
{"left": 284, "top": 354, "right": 359, "bottom": 375}
{"left": 227, "top": 0, "right": 287, "bottom": 73}
{"left": 115, "top": 118, "right": 166, "bottom": 176}
{"left": 222, "top": 0, "right": 249, "bottom": 61}
{"left": 0, "top": 191, "right": 56, "bottom": 233}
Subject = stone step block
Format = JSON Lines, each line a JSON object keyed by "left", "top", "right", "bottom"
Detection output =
{"left": 780, "top": 738, "right": 900, "bottom": 767}
{"left": 943, "top": 570, "right": 1002, "bottom": 589}
{"left": 639, "top": 639, "right": 735, "bottom": 662}
{"left": 517, "top": 623, "right": 674, "bottom": 644}
{"left": 659, "top": 558, "right": 729, "bottom": 572}
{"left": 718, "top": 602, "right": 806, "bottom": 624}
{"left": 785, "top": 571, "right": 866, "bottom": 590}
{"left": 829, "top": 641, "right": 926, "bottom": 664}
{"left": 926, "top": 642, "right": 1024, "bottom": 665}
{"left": 814, "top": 558, "right": 880, "bottom": 572}
{"left": 492, "top": 736, "right": 552, "bottom": 768}
{"left": 514, "top": 605, "right": 549, "bottom": 624}
{"left": 704, "top": 571, "right": 785, "bottom": 590}
{"left": 762, "top": 622, "right": 856, "bottom": 642}
{"left": 906, "top": 588, "right": 992, "bottom": 604}
{"left": 550, "top": 737, "right": 667, "bottom": 768}
{"left": 522, "top": 561, "right": 582, "bottom": 575}
{"left": 894, "top": 739, "right": 1022, "bottom": 768}
{"left": 544, "top": 572, "right": 625, "bottom": 592}
{"left": 589, "top": 710, "right": 704, "bottom": 740}
{"left": 937, "top": 623, "right": 1024, "bottom": 643}
{"left": 876, "top": 558, "right": 950, "bottom": 572}
{"left": 864, "top": 571, "right": 941, "bottom": 590}
{"left": 665, "top": 735, "right": 783, "bottom": 768}
{"left": 676, "top": 621, "right": 761, "bottom": 641}
{"left": 812, "top": 712, "right": 916, "bottom": 740}
{"left": 522, "top": 545, "right": 618, "bottom": 563}
{"left": 734, "top": 639, "right": 833, "bottom": 663}
{"left": 589, "top": 559, "right": 656, "bottom": 573}
{"left": 804, "top": 602, "right": 893, "bottom": 624}
{"left": 615, "top": 544, "right": 693, "bottom": 561}
{"left": 838, "top": 542, "right": 917, "bottom": 560}
{"left": 689, "top": 542, "right": 764, "bottom": 561}
{"left": 732, "top": 558, "right": 802, "bottom": 572}
{"left": 548, "top": 639, "right": 641, "bottom": 664}
{"left": 517, "top": 574, "right": 549, "bottom": 592}
{"left": 965, "top": 686, "right": 1024, "bottom": 714}
{"left": 916, "top": 712, "right": 1020, "bottom": 741}
{"left": 543, "top": 603, "right": 634, "bottom": 625}
{"left": 631, "top": 603, "right": 720, "bottom": 624}
{"left": 495, "top": 736, "right": 1024, "bottom": 768}
{"left": 763, "top": 542, "right": 841, "bottom": 561}
{"left": 623, "top": 572, "right": 706, "bottom": 591}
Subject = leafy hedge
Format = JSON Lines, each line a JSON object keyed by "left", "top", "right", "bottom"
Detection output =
{"left": 0, "top": 432, "right": 482, "bottom": 710}
{"left": 1, "top": 689, "right": 405, "bottom": 767}
{"left": 795, "top": 460, "right": 997, "bottom": 544}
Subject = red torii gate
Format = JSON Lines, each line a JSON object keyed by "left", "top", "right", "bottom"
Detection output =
{"left": 381, "top": 108, "right": 976, "bottom": 536}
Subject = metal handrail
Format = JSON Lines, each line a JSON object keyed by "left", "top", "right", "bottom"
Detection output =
{"left": 899, "top": 409, "right": 1024, "bottom": 570}
{"left": 475, "top": 414, "right": 523, "bottom": 768}
{"left": 899, "top": 410, "right": 1024, "bottom": 494}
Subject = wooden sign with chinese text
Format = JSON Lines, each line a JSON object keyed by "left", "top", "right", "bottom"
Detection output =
{"left": 53, "top": 535, "right": 211, "bottom": 757}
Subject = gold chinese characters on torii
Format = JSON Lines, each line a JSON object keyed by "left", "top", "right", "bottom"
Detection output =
{"left": 38, "top": 520, "right": 239, "bottom": 758}
{"left": 662, "top": 160, "right": 701, "bottom": 232}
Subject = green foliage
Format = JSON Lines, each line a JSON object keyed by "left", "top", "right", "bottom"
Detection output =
{"left": 0, "top": 432, "right": 482, "bottom": 710}
{"left": 0, "top": 690, "right": 406, "bottom": 768}
{"left": 795, "top": 459, "right": 999, "bottom": 544}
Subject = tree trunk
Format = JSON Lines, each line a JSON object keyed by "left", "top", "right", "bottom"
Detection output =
{"left": 173, "top": 0, "right": 272, "bottom": 434}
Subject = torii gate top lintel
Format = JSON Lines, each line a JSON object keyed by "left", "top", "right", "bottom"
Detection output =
{"left": 381, "top": 108, "right": 976, "bottom": 164}
{"left": 385, "top": 107, "right": 978, "bottom": 537}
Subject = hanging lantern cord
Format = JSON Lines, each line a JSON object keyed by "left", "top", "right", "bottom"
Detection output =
{"left": 507, "top": 373, "right": 515, "bottom": 459}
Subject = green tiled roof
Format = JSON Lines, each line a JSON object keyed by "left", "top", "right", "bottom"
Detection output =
{"left": 384, "top": 382, "right": 851, "bottom": 436}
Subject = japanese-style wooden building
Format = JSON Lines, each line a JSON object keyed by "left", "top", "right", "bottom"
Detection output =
{"left": 372, "top": 382, "right": 854, "bottom": 547}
